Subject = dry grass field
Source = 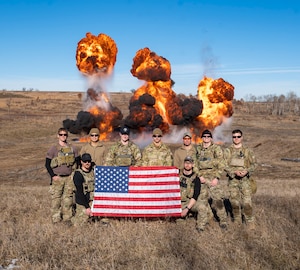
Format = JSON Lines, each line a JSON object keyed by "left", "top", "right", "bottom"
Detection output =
{"left": 0, "top": 90, "right": 299, "bottom": 270}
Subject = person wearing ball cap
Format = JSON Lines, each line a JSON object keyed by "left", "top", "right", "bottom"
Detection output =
{"left": 174, "top": 131, "right": 197, "bottom": 170}
{"left": 178, "top": 155, "right": 202, "bottom": 231}
{"left": 141, "top": 128, "right": 173, "bottom": 166}
{"left": 72, "top": 153, "right": 95, "bottom": 226}
{"left": 104, "top": 126, "right": 142, "bottom": 166}
{"left": 80, "top": 127, "right": 107, "bottom": 166}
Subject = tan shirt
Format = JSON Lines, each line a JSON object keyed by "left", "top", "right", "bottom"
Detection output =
{"left": 80, "top": 141, "right": 107, "bottom": 166}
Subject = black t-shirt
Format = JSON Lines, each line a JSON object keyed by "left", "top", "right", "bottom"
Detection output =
{"left": 182, "top": 171, "right": 201, "bottom": 200}
{"left": 73, "top": 170, "right": 90, "bottom": 209}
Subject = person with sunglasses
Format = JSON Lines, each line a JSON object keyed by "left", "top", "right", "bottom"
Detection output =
{"left": 224, "top": 129, "right": 257, "bottom": 229}
{"left": 178, "top": 156, "right": 202, "bottom": 231}
{"left": 174, "top": 131, "right": 197, "bottom": 171}
{"left": 80, "top": 128, "right": 107, "bottom": 166}
{"left": 141, "top": 128, "right": 173, "bottom": 166}
{"left": 195, "top": 129, "right": 228, "bottom": 232}
{"left": 45, "top": 127, "right": 80, "bottom": 224}
{"left": 72, "top": 153, "right": 95, "bottom": 226}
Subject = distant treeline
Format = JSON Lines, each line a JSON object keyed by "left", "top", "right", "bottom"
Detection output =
{"left": 234, "top": 91, "right": 300, "bottom": 115}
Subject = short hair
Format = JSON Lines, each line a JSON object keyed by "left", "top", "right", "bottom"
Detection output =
{"left": 232, "top": 129, "right": 243, "bottom": 136}
{"left": 57, "top": 127, "right": 68, "bottom": 134}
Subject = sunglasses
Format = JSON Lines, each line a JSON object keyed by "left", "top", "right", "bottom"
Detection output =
{"left": 153, "top": 135, "right": 162, "bottom": 138}
{"left": 232, "top": 135, "right": 242, "bottom": 138}
{"left": 90, "top": 134, "right": 99, "bottom": 137}
{"left": 83, "top": 160, "right": 91, "bottom": 163}
{"left": 59, "top": 134, "right": 68, "bottom": 136}
{"left": 202, "top": 135, "right": 211, "bottom": 138}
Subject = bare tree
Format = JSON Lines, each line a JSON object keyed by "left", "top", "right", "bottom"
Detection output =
{"left": 6, "top": 98, "right": 12, "bottom": 117}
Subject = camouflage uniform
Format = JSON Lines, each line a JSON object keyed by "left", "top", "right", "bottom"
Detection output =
{"left": 196, "top": 142, "right": 227, "bottom": 229}
{"left": 224, "top": 145, "right": 257, "bottom": 224}
{"left": 141, "top": 143, "right": 173, "bottom": 166}
{"left": 72, "top": 168, "right": 95, "bottom": 226}
{"left": 80, "top": 141, "right": 106, "bottom": 166}
{"left": 46, "top": 143, "right": 79, "bottom": 223}
{"left": 179, "top": 170, "right": 201, "bottom": 226}
{"left": 104, "top": 141, "right": 142, "bottom": 166}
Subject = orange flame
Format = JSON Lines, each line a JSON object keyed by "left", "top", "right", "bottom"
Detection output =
{"left": 126, "top": 48, "right": 234, "bottom": 141}
{"left": 72, "top": 39, "right": 235, "bottom": 142}
{"left": 196, "top": 77, "right": 234, "bottom": 128}
{"left": 88, "top": 105, "right": 122, "bottom": 141}
{"left": 76, "top": 32, "right": 118, "bottom": 76}
{"left": 74, "top": 33, "right": 121, "bottom": 141}
{"left": 127, "top": 48, "right": 176, "bottom": 133}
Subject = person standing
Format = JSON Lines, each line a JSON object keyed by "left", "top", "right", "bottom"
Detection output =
{"left": 45, "top": 127, "right": 80, "bottom": 224}
{"left": 196, "top": 129, "right": 228, "bottom": 231}
{"left": 224, "top": 129, "right": 257, "bottom": 229}
{"left": 173, "top": 131, "right": 197, "bottom": 170}
{"left": 104, "top": 126, "right": 142, "bottom": 166}
{"left": 72, "top": 153, "right": 95, "bottom": 226}
{"left": 80, "top": 128, "right": 106, "bottom": 166}
{"left": 141, "top": 128, "right": 173, "bottom": 166}
{"left": 178, "top": 156, "right": 202, "bottom": 232}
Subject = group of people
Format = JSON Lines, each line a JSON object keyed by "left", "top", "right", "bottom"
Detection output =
{"left": 45, "top": 126, "right": 257, "bottom": 231}
{"left": 177, "top": 129, "right": 257, "bottom": 232}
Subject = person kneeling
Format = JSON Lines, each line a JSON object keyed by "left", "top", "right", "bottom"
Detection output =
{"left": 178, "top": 156, "right": 202, "bottom": 233}
{"left": 72, "top": 153, "right": 95, "bottom": 226}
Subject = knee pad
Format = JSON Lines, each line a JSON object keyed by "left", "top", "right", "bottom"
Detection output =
{"left": 214, "top": 200, "right": 224, "bottom": 209}
{"left": 243, "top": 203, "right": 252, "bottom": 216}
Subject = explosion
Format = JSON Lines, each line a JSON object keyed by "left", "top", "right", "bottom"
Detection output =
{"left": 125, "top": 48, "right": 203, "bottom": 135}
{"left": 196, "top": 77, "right": 234, "bottom": 130}
{"left": 76, "top": 32, "right": 117, "bottom": 76}
{"left": 124, "top": 48, "right": 234, "bottom": 141}
{"left": 64, "top": 34, "right": 235, "bottom": 143}
{"left": 64, "top": 32, "right": 122, "bottom": 141}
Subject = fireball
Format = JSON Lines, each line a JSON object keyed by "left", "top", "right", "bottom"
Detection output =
{"left": 76, "top": 32, "right": 118, "bottom": 76}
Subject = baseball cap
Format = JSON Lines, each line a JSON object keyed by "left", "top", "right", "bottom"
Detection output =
{"left": 89, "top": 128, "right": 100, "bottom": 135}
{"left": 183, "top": 132, "right": 192, "bottom": 138}
{"left": 81, "top": 153, "right": 92, "bottom": 162}
{"left": 184, "top": 156, "right": 194, "bottom": 163}
{"left": 120, "top": 126, "right": 130, "bottom": 135}
{"left": 201, "top": 129, "right": 212, "bottom": 138}
{"left": 152, "top": 128, "right": 163, "bottom": 136}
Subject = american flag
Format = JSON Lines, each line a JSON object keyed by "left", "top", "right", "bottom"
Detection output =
{"left": 91, "top": 166, "right": 182, "bottom": 217}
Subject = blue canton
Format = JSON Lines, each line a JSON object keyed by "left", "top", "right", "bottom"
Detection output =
{"left": 95, "top": 166, "right": 129, "bottom": 193}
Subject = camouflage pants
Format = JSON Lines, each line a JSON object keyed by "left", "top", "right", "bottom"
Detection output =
{"left": 72, "top": 202, "right": 92, "bottom": 226}
{"left": 228, "top": 178, "right": 254, "bottom": 224}
{"left": 181, "top": 199, "right": 201, "bottom": 223}
{"left": 49, "top": 175, "right": 74, "bottom": 223}
{"left": 197, "top": 182, "right": 227, "bottom": 229}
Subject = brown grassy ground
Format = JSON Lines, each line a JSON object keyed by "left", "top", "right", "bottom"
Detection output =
{"left": 0, "top": 91, "right": 299, "bottom": 270}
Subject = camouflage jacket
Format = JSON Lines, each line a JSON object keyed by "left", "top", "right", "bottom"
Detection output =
{"left": 195, "top": 142, "right": 225, "bottom": 179}
{"left": 224, "top": 144, "right": 257, "bottom": 179}
{"left": 141, "top": 142, "right": 173, "bottom": 166}
{"left": 104, "top": 141, "right": 142, "bottom": 166}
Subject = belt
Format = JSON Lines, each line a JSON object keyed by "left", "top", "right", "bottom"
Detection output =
{"left": 59, "top": 175, "right": 70, "bottom": 177}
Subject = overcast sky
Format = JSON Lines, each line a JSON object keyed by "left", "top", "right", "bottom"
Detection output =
{"left": 0, "top": 0, "right": 299, "bottom": 99}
